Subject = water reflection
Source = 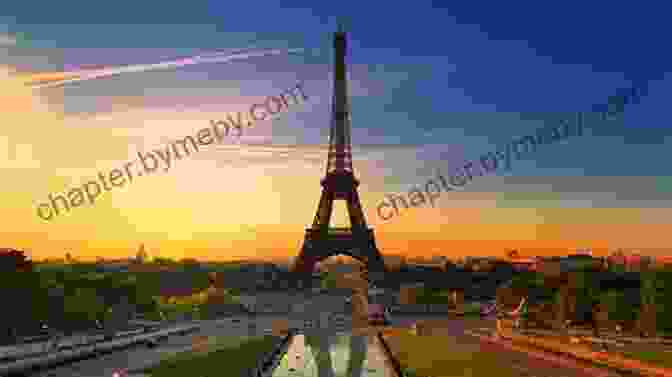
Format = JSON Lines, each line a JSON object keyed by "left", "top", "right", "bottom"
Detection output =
{"left": 275, "top": 331, "right": 392, "bottom": 377}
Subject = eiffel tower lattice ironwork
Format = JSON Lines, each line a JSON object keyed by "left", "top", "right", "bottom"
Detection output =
{"left": 293, "top": 26, "right": 386, "bottom": 284}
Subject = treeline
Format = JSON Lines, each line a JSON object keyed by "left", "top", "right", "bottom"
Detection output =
{"left": 1, "top": 260, "right": 211, "bottom": 340}
{"left": 500, "top": 265, "right": 672, "bottom": 334}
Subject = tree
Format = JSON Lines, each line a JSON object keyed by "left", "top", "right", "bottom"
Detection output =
{"left": 0, "top": 249, "right": 39, "bottom": 338}
{"left": 600, "top": 290, "right": 637, "bottom": 324}
{"left": 154, "top": 257, "right": 175, "bottom": 265}
{"left": 63, "top": 288, "right": 105, "bottom": 329}
{"left": 639, "top": 269, "right": 659, "bottom": 335}
{"left": 321, "top": 270, "right": 341, "bottom": 290}
{"left": 0, "top": 248, "right": 33, "bottom": 272}
{"left": 1, "top": 270, "right": 43, "bottom": 337}
{"left": 639, "top": 268, "right": 672, "bottom": 335}
{"left": 568, "top": 271, "right": 599, "bottom": 323}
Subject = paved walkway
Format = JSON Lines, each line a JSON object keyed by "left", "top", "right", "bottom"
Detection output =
{"left": 272, "top": 332, "right": 395, "bottom": 377}
{"left": 383, "top": 317, "right": 642, "bottom": 377}
{"left": 471, "top": 325, "right": 672, "bottom": 377}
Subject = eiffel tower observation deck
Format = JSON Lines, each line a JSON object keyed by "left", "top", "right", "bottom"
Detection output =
{"left": 293, "top": 25, "right": 386, "bottom": 285}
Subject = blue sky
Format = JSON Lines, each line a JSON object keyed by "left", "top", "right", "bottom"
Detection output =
{"left": 2, "top": 0, "right": 672, "bottom": 259}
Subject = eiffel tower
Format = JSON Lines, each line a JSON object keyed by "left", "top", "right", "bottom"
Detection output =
{"left": 293, "top": 25, "right": 386, "bottom": 285}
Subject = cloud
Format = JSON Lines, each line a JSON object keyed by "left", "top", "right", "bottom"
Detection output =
{"left": 25, "top": 47, "right": 305, "bottom": 89}
{"left": 0, "top": 64, "right": 135, "bottom": 177}
{"left": 196, "top": 143, "right": 423, "bottom": 170}
{"left": 0, "top": 34, "right": 16, "bottom": 46}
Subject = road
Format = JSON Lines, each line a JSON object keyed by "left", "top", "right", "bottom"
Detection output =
{"left": 24, "top": 316, "right": 283, "bottom": 377}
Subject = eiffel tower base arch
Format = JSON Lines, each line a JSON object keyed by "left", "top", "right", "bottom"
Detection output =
{"left": 293, "top": 228, "right": 386, "bottom": 285}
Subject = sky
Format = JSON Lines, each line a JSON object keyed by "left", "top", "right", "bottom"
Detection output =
{"left": 1, "top": 0, "right": 671, "bottom": 261}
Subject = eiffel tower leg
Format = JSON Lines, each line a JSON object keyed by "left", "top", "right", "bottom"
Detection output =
{"left": 312, "top": 190, "right": 334, "bottom": 229}
{"left": 296, "top": 242, "right": 323, "bottom": 287}
{"left": 346, "top": 190, "right": 367, "bottom": 229}
{"left": 364, "top": 235, "right": 386, "bottom": 283}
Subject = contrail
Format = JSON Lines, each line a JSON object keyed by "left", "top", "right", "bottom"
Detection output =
{"left": 26, "top": 47, "right": 304, "bottom": 89}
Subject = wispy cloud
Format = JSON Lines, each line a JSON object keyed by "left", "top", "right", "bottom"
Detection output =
{"left": 23, "top": 47, "right": 305, "bottom": 89}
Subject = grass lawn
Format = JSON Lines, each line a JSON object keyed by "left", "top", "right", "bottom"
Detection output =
{"left": 141, "top": 335, "right": 279, "bottom": 377}
{"left": 461, "top": 302, "right": 482, "bottom": 316}
{"left": 383, "top": 332, "right": 520, "bottom": 377}
{"left": 621, "top": 350, "right": 672, "bottom": 369}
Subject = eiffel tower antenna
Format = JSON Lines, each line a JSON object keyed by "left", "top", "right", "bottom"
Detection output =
{"left": 293, "top": 25, "right": 386, "bottom": 287}
{"left": 325, "top": 23, "right": 353, "bottom": 177}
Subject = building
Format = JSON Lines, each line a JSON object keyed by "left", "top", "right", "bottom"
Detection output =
{"left": 574, "top": 248, "right": 593, "bottom": 256}
{"left": 608, "top": 252, "right": 654, "bottom": 272}
{"left": 509, "top": 256, "right": 539, "bottom": 272}
{"left": 654, "top": 255, "right": 672, "bottom": 268}
{"left": 135, "top": 244, "right": 148, "bottom": 264}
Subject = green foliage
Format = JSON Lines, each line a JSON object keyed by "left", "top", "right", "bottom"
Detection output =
{"left": 414, "top": 287, "right": 451, "bottom": 305}
{"left": 571, "top": 270, "right": 599, "bottom": 293}
{"left": 510, "top": 271, "right": 545, "bottom": 290}
{"left": 62, "top": 287, "right": 105, "bottom": 324}
{"left": 154, "top": 257, "right": 176, "bottom": 264}
{"left": 6, "top": 261, "right": 288, "bottom": 332}
{"left": 622, "top": 351, "right": 672, "bottom": 369}
{"left": 600, "top": 290, "right": 637, "bottom": 323}
{"left": 640, "top": 269, "right": 672, "bottom": 332}
{"left": 190, "top": 272, "right": 211, "bottom": 291}
{"left": 144, "top": 336, "right": 278, "bottom": 377}
{"left": 508, "top": 272, "right": 556, "bottom": 303}
{"left": 640, "top": 270, "right": 658, "bottom": 307}
{"left": 320, "top": 271, "right": 341, "bottom": 290}
{"left": 227, "top": 287, "right": 241, "bottom": 296}
{"left": 570, "top": 271, "right": 601, "bottom": 321}
{"left": 0, "top": 271, "right": 50, "bottom": 332}
{"left": 1, "top": 265, "right": 180, "bottom": 332}
{"left": 609, "top": 264, "right": 627, "bottom": 274}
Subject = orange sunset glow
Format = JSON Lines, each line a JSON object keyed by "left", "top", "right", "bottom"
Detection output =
{"left": 2, "top": 26, "right": 671, "bottom": 264}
